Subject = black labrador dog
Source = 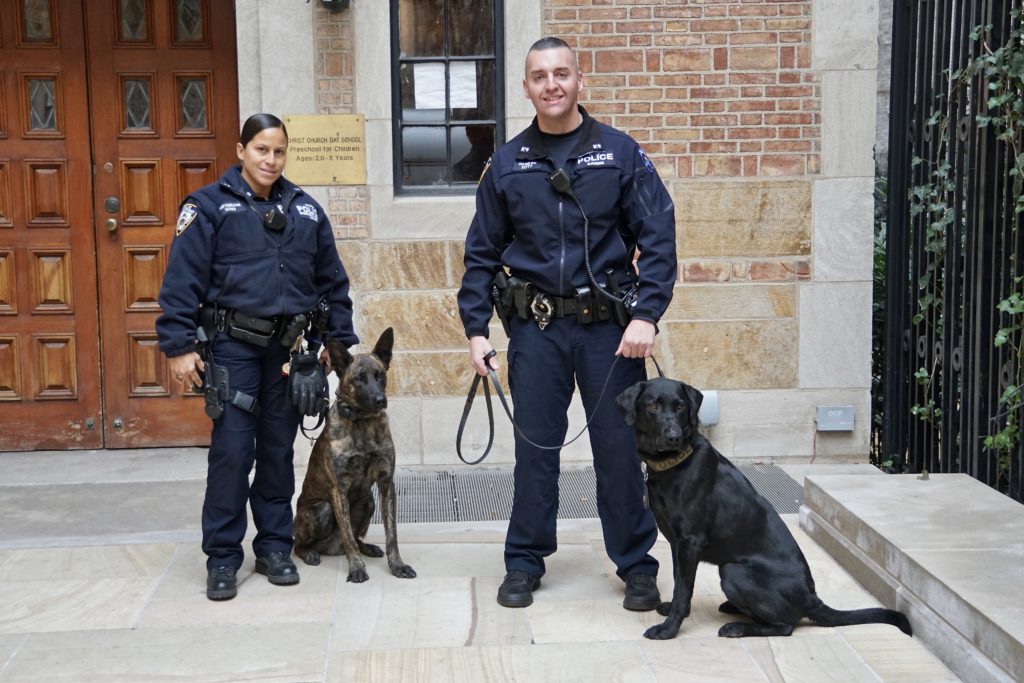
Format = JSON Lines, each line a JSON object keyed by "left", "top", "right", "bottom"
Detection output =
{"left": 293, "top": 328, "right": 416, "bottom": 583}
{"left": 616, "top": 377, "right": 912, "bottom": 640}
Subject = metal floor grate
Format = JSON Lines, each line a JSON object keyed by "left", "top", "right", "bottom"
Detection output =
{"left": 372, "top": 463, "right": 804, "bottom": 524}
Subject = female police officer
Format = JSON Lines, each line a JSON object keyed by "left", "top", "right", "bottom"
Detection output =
{"left": 459, "top": 38, "right": 677, "bottom": 610}
{"left": 157, "top": 113, "right": 358, "bottom": 600}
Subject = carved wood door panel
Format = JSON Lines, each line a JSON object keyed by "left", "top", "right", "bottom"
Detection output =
{"left": 0, "top": 0, "right": 238, "bottom": 450}
{"left": 85, "top": 0, "right": 238, "bottom": 447}
{"left": 0, "top": 0, "right": 102, "bottom": 448}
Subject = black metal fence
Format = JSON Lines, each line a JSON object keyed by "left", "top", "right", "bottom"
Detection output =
{"left": 883, "top": 0, "right": 1023, "bottom": 501}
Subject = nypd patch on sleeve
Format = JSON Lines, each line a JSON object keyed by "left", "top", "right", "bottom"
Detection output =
{"left": 175, "top": 203, "right": 198, "bottom": 236}
{"left": 638, "top": 148, "right": 655, "bottom": 173}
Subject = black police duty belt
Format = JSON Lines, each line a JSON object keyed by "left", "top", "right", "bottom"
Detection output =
{"left": 455, "top": 350, "right": 668, "bottom": 465}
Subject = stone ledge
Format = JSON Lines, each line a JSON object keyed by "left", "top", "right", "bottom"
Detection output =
{"left": 800, "top": 473, "right": 1024, "bottom": 683}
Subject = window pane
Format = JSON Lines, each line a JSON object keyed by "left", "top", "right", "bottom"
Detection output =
{"left": 124, "top": 79, "right": 152, "bottom": 130}
{"left": 398, "top": 0, "right": 444, "bottom": 57}
{"left": 449, "top": 0, "right": 493, "bottom": 56}
{"left": 175, "top": 0, "right": 203, "bottom": 42}
{"left": 451, "top": 125, "right": 494, "bottom": 183}
{"left": 400, "top": 62, "right": 446, "bottom": 122}
{"left": 450, "top": 60, "right": 495, "bottom": 121}
{"left": 28, "top": 78, "right": 57, "bottom": 130}
{"left": 402, "top": 126, "right": 448, "bottom": 186}
{"left": 22, "top": 0, "right": 53, "bottom": 42}
{"left": 120, "top": 0, "right": 148, "bottom": 41}
{"left": 180, "top": 79, "right": 206, "bottom": 129}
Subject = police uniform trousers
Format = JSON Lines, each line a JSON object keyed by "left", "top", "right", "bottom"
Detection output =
{"left": 201, "top": 334, "right": 299, "bottom": 570}
{"left": 504, "top": 314, "right": 659, "bottom": 580}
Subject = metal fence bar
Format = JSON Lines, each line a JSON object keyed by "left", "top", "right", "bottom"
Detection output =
{"left": 883, "top": 0, "right": 1023, "bottom": 501}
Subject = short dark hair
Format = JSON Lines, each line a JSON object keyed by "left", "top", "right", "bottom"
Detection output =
{"left": 239, "top": 113, "right": 288, "bottom": 147}
{"left": 529, "top": 36, "right": 572, "bottom": 53}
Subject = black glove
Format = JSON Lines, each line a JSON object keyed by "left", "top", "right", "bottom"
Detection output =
{"left": 288, "top": 351, "right": 328, "bottom": 417}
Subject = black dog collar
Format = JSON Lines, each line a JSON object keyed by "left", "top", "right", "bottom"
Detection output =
{"left": 641, "top": 444, "right": 694, "bottom": 472}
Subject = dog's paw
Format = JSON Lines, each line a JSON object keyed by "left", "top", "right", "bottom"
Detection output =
{"left": 301, "top": 551, "right": 321, "bottom": 566}
{"left": 643, "top": 621, "right": 681, "bottom": 640}
{"left": 718, "top": 623, "right": 746, "bottom": 638}
{"left": 391, "top": 563, "right": 416, "bottom": 579}
{"left": 656, "top": 601, "right": 672, "bottom": 617}
{"left": 358, "top": 542, "right": 384, "bottom": 558}
{"left": 347, "top": 568, "right": 369, "bottom": 583}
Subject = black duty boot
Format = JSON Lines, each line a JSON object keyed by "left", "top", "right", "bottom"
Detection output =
{"left": 623, "top": 573, "right": 660, "bottom": 611}
{"left": 497, "top": 570, "right": 540, "bottom": 608}
{"left": 207, "top": 566, "right": 238, "bottom": 601}
{"left": 255, "top": 551, "right": 300, "bottom": 586}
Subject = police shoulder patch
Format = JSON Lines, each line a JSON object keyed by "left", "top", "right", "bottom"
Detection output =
{"left": 638, "top": 147, "right": 655, "bottom": 174}
{"left": 176, "top": 203, "right": 198, "bottom": 236}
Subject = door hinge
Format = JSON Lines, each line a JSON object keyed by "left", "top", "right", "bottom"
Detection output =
{"left": 85, "top": 417, "right": 95, "bottom": 430}
{"left": 113, "top": 417, "right": 123, "bottom": 430}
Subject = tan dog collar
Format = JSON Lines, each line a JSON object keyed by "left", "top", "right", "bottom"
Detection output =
{"left": 641, "top": 444, "right": 694, "bottom": 472}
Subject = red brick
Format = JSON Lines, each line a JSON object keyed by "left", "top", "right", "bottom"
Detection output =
{"left": 690, "top": 141, "right": 738, "bottom": 154}
{"left": 729, "top": 127, "right": 777, "bottom": 139}
{"left": 664, "top": 49, "right": 713, "bottom": 71}
{"left": 619, "top": 87, "right": 663, "bottom": 100}
{"left": 739, "top": 114, "right": 764, "bottom": 125}
{"left": 760, "top": 155, "right": 806, "bottom": 176}
{"left": 616, "top": 21, "right": 663, "bottom": 33}
{"left": 795, "top": 260, "right": 812, "bottom": 280}
{"left": 765, "top": 140, "right": 813, "bottom": 153}
{"left": 595, "top": 49, "right": 645, "bottom": 72}
{"left": 692, "top": 19, "right": 740, "bottom": 32}
{"left": 766, "top": 85, "right": 815, "bottom": 98}
{"left": 628, "top": 101, "right": 652, "bottom": 114}
{"left": 645, "top": 50, "right": 661, "bottom": 70}
{"left": 655, "top": 35, "right": 704, "bottom": 47}
{"left": 703, "top": 101, "right": 726, "bottom": 113}
{"left": 731, "top": 47, "right": 779, "bottom": 70}
{"left": 765, "top": 113, "right": 814, "bottom": 125}
{"left": 580, "top": 8, "right": 627, "bottom": 20}
{"left": 691, "top": 86, "right": 740, "bottom": 99}
{"left": 705, "top": 33, "right": 729, "bottom": 46}
{"left": 728, "top": 100, "right": 778, "bottom": 112}
{"left": 677, "top": 156, "right": 693, "bottom": 177}
{"left": 693, "top": 156, "right": 743, "bottom": 177}
{"left": 655, "top": 7, "right": 702, "bottom": 20}
{"left": 730, "top": 72, "right": 777, "bottom": 84}
{"left": 714, "top": 47, "right": 729, "bottom": 70}
{"left": 631, "top": 34, "right": 653, "bottom": 46}
{"left": 702, "top": 127, "right": 727, "bottom": 139}
{"left": 580, "top": 36, "right": 629, "bottom": 49}
{"left": 729, "top": 4, "right": 780, "bottom": 17}
{"left": 740, "top": 86, "right": 764, "bottom": 97}
{"left": 730, "top": 32, "right": 779, "bottom": 45}
{"left": 703, "top": 74, "right": 727, "bottom": 85}
{"left": 739, "top": 141, "right": 763, "bottom": 152}
{"left": 692, "top": 114, "right": 739, "bottom": 127}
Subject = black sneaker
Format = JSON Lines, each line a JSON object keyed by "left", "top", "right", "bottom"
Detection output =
{"left": 255, "top": 551, "right": 300, "bottom": 586}
{"left": 497, "top": 570, "right": 540, "bottom": 608}
{"left": 207, "top": 566, "right": 237, "bottom": 601}
{"left": 623, "top": 573, "right": 660, "bottom": 611}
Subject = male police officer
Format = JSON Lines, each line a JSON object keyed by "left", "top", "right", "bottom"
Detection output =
{"left": 458, "top": 38, "right": 677, "bottom": 609}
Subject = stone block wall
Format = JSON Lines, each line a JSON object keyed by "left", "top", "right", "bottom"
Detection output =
{"left": 288, "top": 0, "right": 879, "bottom": 467}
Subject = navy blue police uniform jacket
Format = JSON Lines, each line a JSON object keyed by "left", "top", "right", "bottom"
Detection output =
{"left": 156, "top": 165, "right": 358, "bottom": 358}
{"left": 458, "top": 106, "right": 677, "bottom": 338}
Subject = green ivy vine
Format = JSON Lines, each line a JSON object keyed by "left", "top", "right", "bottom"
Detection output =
{"left": 908, "top": 10, "right": 1024, "bottom": 489}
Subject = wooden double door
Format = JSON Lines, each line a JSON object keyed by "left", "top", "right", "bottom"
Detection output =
{"left": 0, "top": 0, "right": 238, "bottom": 449}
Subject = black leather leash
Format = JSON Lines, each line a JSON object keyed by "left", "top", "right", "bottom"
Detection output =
{"left": 456, "top": 349, "right": 665, "bottom": 465}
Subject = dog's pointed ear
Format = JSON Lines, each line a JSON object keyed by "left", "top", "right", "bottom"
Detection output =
{"left": 616, "top": 381, "right": 646, "bottom": 426}
{"left": 680, "top": 382, "right": 704, "bottom": 429}
{"left": 327, "top": 338, "right": 353, "bottom": 376}
{"left": 372, "top": 327, "right": 394, "bottom": 369}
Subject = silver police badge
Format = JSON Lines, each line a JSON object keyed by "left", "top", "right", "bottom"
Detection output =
{"left": 176, "top": 203, "right": 198, "bottom": 236}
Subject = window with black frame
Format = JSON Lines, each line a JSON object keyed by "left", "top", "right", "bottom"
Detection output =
{"left": 391, "top": 0, "right": 504, "bottom": 193}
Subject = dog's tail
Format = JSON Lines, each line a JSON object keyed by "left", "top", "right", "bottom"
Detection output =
{"left": 806, "top": 598, "right": 912, "bottom": 636}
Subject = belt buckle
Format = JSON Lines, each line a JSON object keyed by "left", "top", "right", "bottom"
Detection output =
{"left": 530, "top": 292, "right": 553, "bottom": 331}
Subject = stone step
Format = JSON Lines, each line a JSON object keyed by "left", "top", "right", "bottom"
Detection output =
{"left": 800, "top": 472, "right": 1024, "bottom": 683}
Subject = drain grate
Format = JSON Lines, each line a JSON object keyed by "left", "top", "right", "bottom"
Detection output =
{"left": 372, "top": 463, "right": 803, "bottom": 524}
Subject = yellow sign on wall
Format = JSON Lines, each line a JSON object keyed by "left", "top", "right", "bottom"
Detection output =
{"left": 283, "top": 114, "right": 366, "bottom": 186}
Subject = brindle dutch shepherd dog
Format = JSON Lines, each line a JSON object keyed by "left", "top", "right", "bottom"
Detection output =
{"left": 293, "top": 328, "right": 416, "bottom": 583}
{"left": 616, "top": 377, "right": 912, "bottom": 640}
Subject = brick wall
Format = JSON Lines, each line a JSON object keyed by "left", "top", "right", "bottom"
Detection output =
{"left": 314, "top": 5, "right": 369, "bottom": 239}
{"left": 545, "top": 0, "right": 820, "bottom": 179}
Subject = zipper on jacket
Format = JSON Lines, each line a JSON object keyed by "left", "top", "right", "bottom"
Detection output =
{"left": 558, "top": 198, "right": 566, "bottom": 293}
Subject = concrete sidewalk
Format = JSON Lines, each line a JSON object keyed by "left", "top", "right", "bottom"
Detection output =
{"left": 0, "top": 449, "right": 957, "bottom": 682}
